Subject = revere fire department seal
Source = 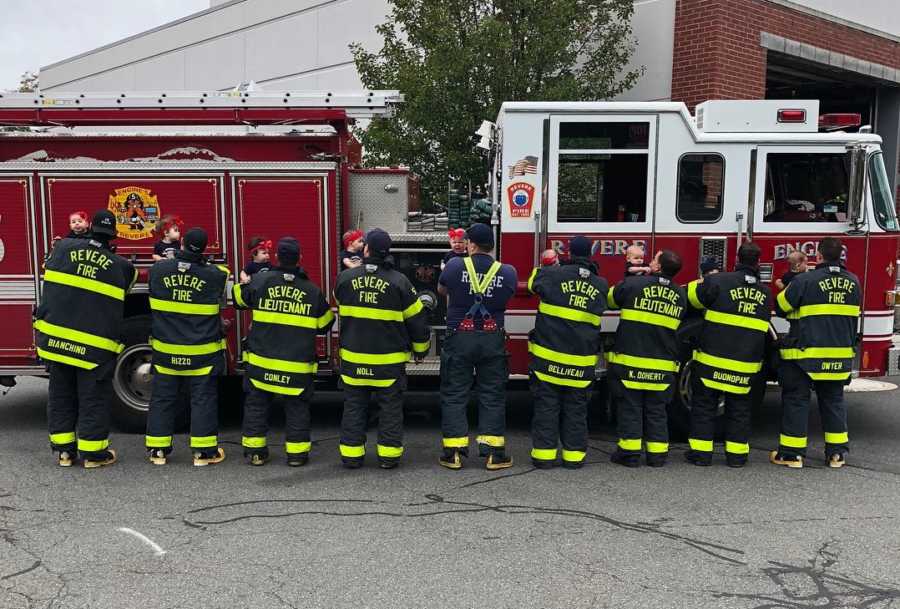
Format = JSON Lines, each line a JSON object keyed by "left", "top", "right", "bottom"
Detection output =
{"left": 107, "top": 187, "right": 160, "bottom": 240}
{"left": 507, "top": 182, "right": 535, "bottom": 218}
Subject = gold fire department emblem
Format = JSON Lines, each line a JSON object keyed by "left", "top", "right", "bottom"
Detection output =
{"left": 107, "top": 187, "right": 160, "bottom": 240}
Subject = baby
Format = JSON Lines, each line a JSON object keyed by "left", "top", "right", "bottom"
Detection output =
{"left": 152, "top": 215, "right": 183, "bottom": 261}
{"left": 625, "top": 244, "right": 652, "bottom": 276}
{"left": 776, "top": 250, "right": 807, "bottom": 291}
{"left": 240, "top": 237, "right": 272, "bottom": 284}
{"left": 339, "top": 230, "right": 365, "bottom": 272}
{"left": 66, "top": 211, "right": 90, "bottom": 238}
{"left": 442, "top": 228, "right": 468, "bottom": 270}
{"left": 540, "top": 249, "right": 559, "bottom": 267}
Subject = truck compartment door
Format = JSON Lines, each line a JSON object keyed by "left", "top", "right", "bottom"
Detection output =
{"left": 0, "top": 177, "right": 39, "bottom": 367}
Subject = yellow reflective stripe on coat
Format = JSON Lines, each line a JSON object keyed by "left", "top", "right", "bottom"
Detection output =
{"left": 619, "top": 308, "right": 680, "bottom": 330}
{"left": 340, "top": 348, "right": 410, "bottom": 365}
{"left": 700, "top": 377, "right": 751, "bottom": 394}
{"left": 689, "top": 438, "right": 713, "bottom": 452}
{"left": 476, "top": 435, "right": 505, "bottom": 447}
{"left": 339, "top": 444, "right": 365, "bottom": 458}
{"left": 153, "top": 364, "right": 213, "bottom": 376}
{"left": 285, "top": 441, "right": 311, "bottom": 454}
{"left": 618, "top": 438, "right": 642, "bottom": 451}
{"left": 338, "top": 305, "right": 403, "bottom": 322}
{"left": 780, "top": 434, "right": 807, "bottom": 448}
{"left": 242, "top": 436, "right": 267, "bottom": 448}
{"left": 77, "top": 438, "right": 109, "bottom": 452}
{"left": 687, "top": 280, "right": 704, "bottom": 310}
{"left": 252, "top": 309, "right": 318, "bottom": 329}
{"left": 340, "top": 374, "right": 396, "bottom": 388}
{"left": 249, "top": 378, "right": 304, "bottom": 396}
{"left": 463, "top": 257, "right": 501, "bottom": 295}
{"left": 49, "top": 431, "right": 76, "bottom": 445}
{"left": 533, "top": 370, "right": 592, "bottom": 388}
{"left": 527, "top": 267, "right": 538, "bottom": 293}
{"left": 606, "top": 351, "right": 679, "bottom": 372}
{"left": 561, "top": 449, "right": 586, "bottom": 463}
{"left": 704, "top": 310, "right": 769, "bottom": 332}
{"left": 780, "top": 347, "right": 855, "bottom": 360}
{"left": 232, "top": 283, "right": 248, "bottom": 308}
{"left": 145, "top": 435, "right": 172, "bottom": 448}
{"left": 150, "top": 297, "right": 219, "bottom": 316}
{"left": 808, "top": 371, "right": 852, "bottom": 381}
{"left": 725, "top": 441, "right": 750, "bottom": 455}
{"left": 606, "top": 286, "right": 618, "bottom": 309}
{"left": 34, "top": 319, "right": 124, "bottom": 353}
{"left": 37, "top": 348, "right": 98, "bottom": 370}
{"left": 402, "top": 299, "right": 423, "bottom": 319}
{"left": 246, "top": 351, "right": 317, "bottom": 374}
{"left": 793, "top": 304, "right": 860, "bottom": 318}
{"left": 317, "top": 309, "right": 335, "bottom": 328}
{"left": 44, "top": 269, "right": 125, "bottom": 301}
{"left": 412, "top": 340, "right": 430, "bottom": 354}
{"left": 538, "top": 301, "right": 601, "bottom": 326}
{"left": 693, "top": 350, "right": 762, "bottom": 374}
{"left": 377, "top": 444, "right": 404, "bottom": 458}
{"left": 531, "top": 447, "right": 558, "bottom": 461}
{"left": 528, "top": 342, "right": 598, "bottom": 367}
{"left": 824, "top": 431, "right": 848, "bottom": 444}
{"left": 443, "top": 436, "right": 469, "bottom": 448}
{"left": 151, "top": 338, "right": 225, "bottom": 356}
{"left": 645, "top": 441, "right": 669, "bottom": 454}
{"left": 776, "top": 289, "right": 793, "bottom": 313}
{"left": 621, "top": 379, "right": 670, "bottom": 391}
{"left": 190, "top": 436, "right": 218, "bottom": 448}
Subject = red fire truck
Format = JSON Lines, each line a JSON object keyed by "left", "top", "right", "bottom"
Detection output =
{"left": 0, "top": 91, "right": 897, "bottom": 431}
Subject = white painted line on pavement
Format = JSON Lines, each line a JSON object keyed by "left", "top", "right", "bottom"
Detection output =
{"left": 116, "top": 527, "right": 166, "bottom": 557}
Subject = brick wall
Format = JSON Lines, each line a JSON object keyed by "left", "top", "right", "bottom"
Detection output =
{"left": 671, "top": 0, "right": 900, "bottom": 111}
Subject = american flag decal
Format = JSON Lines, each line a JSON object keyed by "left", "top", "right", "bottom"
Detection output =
{"left": 508, "top": 156, "right": 538, "bottom": 178}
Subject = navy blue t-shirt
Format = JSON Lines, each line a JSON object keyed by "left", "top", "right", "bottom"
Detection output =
{"left": 439, "top": 253, "right": 517, "bottom": 330}
{"left": 154, "top": 239, "right": 180, "bottom": 259}
{"left": 243, "top": 261, "right": 271, "bottom": 276}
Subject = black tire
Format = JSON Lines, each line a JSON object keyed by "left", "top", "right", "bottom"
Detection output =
{"left": 588, "top": 377, "right": 612, "bottom": 431}
{"left": 109, "top": 315, "right": 154, "bottom": 433}
{"left": 667, "top": 360, "right": 694, "bottom": 441}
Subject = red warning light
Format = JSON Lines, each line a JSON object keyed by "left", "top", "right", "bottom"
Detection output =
{"left": 777, "top": 109, "right": 807, "bottom": 123}
{"left": 818, "top": 113, "right": 862, "bottom": 130}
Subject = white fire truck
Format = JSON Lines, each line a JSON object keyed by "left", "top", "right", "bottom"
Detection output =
{"left": 0, "top": 91, "right": 896, "bottom": 432}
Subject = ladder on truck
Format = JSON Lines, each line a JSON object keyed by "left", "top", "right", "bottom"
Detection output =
{"left": 0, "top": 90, "right": 403, "bottom": 126}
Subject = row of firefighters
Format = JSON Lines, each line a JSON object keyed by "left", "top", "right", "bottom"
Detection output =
{"left": 35, "top": 210, "right": 861, "bottom": 471}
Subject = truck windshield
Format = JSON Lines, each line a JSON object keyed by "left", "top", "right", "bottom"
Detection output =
{"left": 869, "top": 152, "right": 899, "bottom": 231}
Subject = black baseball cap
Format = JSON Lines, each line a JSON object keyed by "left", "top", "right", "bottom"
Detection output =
{"left": 465, "top": 223, "right": 494, "bottom": 248}
{"left": 277, "top": 237, "right": 301, "bottom": 266}
{"left": 183, "top": 228, "right": 208, "bottom": 254}
{"left": 569, "top": 236, "right": 592, "bottom": 258}
{"left": 91, "top": 210, "right": 117, "bottom": 238}
{"left": 365, "top": 228, "right": 392, "bottom": 258}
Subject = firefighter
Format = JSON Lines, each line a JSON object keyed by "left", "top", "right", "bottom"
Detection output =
{"left": 684, "top": 242, "right": 772, "bottom": 468}
{"left": 527, "top": 236, "right": 607, "bottom": 469}
{"left": 770, "top": 237, "right": 860, "bottom": 469}
{"left": 145, "top": 228, "right": 230, "bottom": 467}
{"left": 437, "top": 223, "right": 517, "bottom": 470}
{"left": 234, "top": 237, "right": 334, "bottom": 466}
{"left": 607, "top": 250, "right": 687, "bottom": 467}
{"left": 334, "top": 228, "right": 430, "bottom": 469}
{"left": 34, "top": 210, "right": 137, "bottom": 468}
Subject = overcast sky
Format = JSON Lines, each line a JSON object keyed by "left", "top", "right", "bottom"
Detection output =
{"left": 0, "top": 0, "right": 208, "bottom": 91}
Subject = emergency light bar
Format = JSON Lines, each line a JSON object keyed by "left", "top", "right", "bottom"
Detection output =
{"left": 818, "top": 113, "right": 862, "bottom": 131}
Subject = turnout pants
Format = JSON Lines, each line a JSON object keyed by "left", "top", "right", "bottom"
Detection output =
{"left": 778, "top": 362, "right": 848, "bottom": 458}
{"left": 46, "top": 360, "right": 113, "bottom": 460}
{"left": 616, "top": 383, "right": 671, "bottom": 456}
{"left": 440, "top": 331, "right": 509, "bottom": 455}
{"left": 146, "top": 373, "right": 219, "bottom": 455}
{"left": 339, "top": 375, "right": 405, "bottom": 462}
{"left": 530, "top": 376, "right": 589, "bottom": 466}
{"left": 242, "top": 383, "right": 312, "bottom": 458}
{"left": 689, "top": 376, "right": 752, "bottom": 458}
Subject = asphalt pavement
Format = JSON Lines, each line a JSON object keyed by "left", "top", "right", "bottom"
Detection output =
{"left": 1, "top": 376, "right": 900, "bottom": 609}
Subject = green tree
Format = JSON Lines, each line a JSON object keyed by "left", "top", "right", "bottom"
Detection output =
{"left": 18, "top": 71, "right": 38, "bottom": 92}
{"left": 352, "top": 0, "right": 642, "bottom": 208}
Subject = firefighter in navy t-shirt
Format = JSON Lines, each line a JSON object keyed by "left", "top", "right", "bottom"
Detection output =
{"left": 437, "top": 223, "right": 517, "bottom": 470}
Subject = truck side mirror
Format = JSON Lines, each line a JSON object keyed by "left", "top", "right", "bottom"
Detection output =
{"left": 847, "top": 145, "right": 868, "bottom": 230}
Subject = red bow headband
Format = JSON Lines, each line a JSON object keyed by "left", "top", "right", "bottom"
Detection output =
{"left": 70, "top": 210, "right": 89, "bottom": 221}
{"left": 448, "top": 228, "right": 466, "bottom": 240}
{"left": 250, "top": 239, "right": 272, "bottom": 254}
{"left": 343, "top": 229, "right": 364, "bottom": 249}
{"left": 160, "top": 215, "right": 184, "bottom": 233}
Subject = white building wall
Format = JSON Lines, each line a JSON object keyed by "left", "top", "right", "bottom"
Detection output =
{"left": 40, "top": 0, "right": 391, "bottom": 92}
{"left": 615, "top": 0, "right": 676, "bottom": 101}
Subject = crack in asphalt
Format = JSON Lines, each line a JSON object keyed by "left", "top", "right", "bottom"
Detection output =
{"left": 181, "top": 493, "right": 748, "bottom": 566}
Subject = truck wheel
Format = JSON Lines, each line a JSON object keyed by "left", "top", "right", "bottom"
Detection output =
{"left": 110, "top": 315, "right": 153, "bottom": 433}
{"left": 588, "top": 377, "right": 612, "bottom": 431}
